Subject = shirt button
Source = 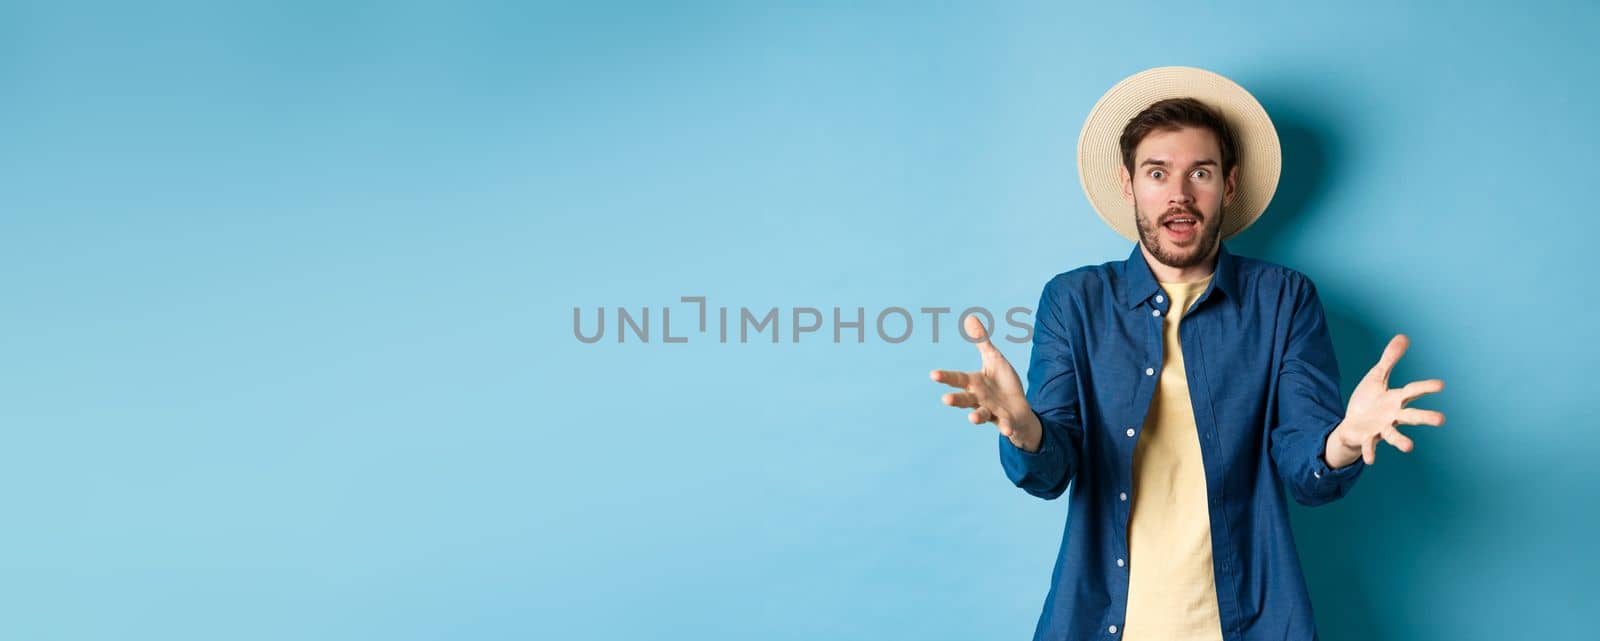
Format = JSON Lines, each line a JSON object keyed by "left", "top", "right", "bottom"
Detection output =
{"left": 1109, "top": 625, "right": 1118, "bottom": 634}
{"left": 1126, "top": 428, "right": 1136, "bottom": 437}
{"left": 1155, "top": 295, "right": 1164, "bottom": 303}
{"left": 1314, "top": 469, "right": 1323, "bottom": 478}
{"left": 1145, "top": 367, "right": 1154, "bottom": 376}
{"left": 1151, "top": 309, "right": 1161, "bottom": 317}
{"left": 1119, "top": 492, "right": 1128, "bottom": 501}
{"left": 1116, "top": 558, "right": 1125, "bottom": 567}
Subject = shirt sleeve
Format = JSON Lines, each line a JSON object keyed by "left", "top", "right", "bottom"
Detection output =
{"left": 1268, "top": 275, "right": 1366, "bottom": 507}
{"left": 998, "top": 275, "right": 1084, "bottom": 501}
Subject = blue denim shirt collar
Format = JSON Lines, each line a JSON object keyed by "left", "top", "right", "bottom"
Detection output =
{"left": 1119, "top": 240, "right": 1240, "bottom": 310}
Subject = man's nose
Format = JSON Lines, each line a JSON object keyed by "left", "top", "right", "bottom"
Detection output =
{"left": 1168, "top": 187, "right": 1194, "bottom": 206}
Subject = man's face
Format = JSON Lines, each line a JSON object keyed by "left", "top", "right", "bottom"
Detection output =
{"left": 1119, "top": 126, "right": 1238, "bottom": 271}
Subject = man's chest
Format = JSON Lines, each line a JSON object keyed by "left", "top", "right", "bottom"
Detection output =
{"left": 1072, "top": 301, "right": 1283, "bottom": 445}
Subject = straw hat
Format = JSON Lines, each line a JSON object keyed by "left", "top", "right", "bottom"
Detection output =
{"left": 1076, "top": 66, "right": 1281, "bottom": 242}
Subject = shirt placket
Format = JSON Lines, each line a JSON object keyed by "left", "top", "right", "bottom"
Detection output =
{"left": 1108, "top": 290, "right": 1169, "bottom": 638}
{"left": 1180, "top": 294, "right": 1245, "bottom": 641}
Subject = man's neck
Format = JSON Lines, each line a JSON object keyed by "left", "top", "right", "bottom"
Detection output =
{"left": 1140, "top": 242, "right": 1220, "bottom": 284}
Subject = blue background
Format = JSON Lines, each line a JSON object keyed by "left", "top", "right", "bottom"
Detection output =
{"left": 4, "top": 1, "right": 1595, "bottom": 639}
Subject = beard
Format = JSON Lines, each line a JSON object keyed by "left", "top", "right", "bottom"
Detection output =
{"left": 1134, "top": 201, "right": 1225, "bottom": 271}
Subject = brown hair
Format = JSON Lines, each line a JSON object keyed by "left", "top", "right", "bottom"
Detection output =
{"left": 1119, "top": 97, "right": 1238, "bottom": 177}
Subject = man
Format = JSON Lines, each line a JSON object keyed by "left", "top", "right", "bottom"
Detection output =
{"left": 929, "top": 67, "right": 1446, "bottom": 641}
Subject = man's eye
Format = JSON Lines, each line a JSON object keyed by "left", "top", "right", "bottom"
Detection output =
{"left": 1192, "top": 169, "right": 1210, "bottom": 179}
{"left": 1149, "top": 170, "right": 1165, "bottom": 179}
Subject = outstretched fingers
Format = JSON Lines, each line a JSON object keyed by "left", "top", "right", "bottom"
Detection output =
{"left": 1369, "top": 334, "right": 1410, "bottom": 385}
{"left": 932, "top": 316, "right": 1011, "bottom": 430}
{"left": 963, "top": 315, "right": 1002, "bottom": 359}
{"left": 1379, "top": 427, "right": 1415, "bottom": 454}
{"left": 1396, "top": 407, "right": 1446, "bottom": 427}
{"left": 930, "top": 369, "right": 971, "bottom": 389}
{"left": 943, "top": 392, "right": 980, "bottom": 409}
{"left": 1399, "top": 378, "right": 1445, "bottom": 403}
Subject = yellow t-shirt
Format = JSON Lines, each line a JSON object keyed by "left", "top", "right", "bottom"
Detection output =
{"left": 1122, "top": 274, "right": 1224, "bottom": 641}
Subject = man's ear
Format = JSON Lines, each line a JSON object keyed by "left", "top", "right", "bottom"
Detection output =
{"left": 1222, "top": 164, "right": 1239, "bottom": 207}
{"left": 1119, "top": 165, "right": 1134, "bottom": 205}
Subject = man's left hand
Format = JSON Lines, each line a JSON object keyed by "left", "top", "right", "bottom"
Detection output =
{"left": 1325, "top": 334, "right": 1446, "bottom": 468}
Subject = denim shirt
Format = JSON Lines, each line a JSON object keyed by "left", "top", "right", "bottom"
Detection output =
{"left": 1000, "top": 241, "right": 1366, "bottom": 641}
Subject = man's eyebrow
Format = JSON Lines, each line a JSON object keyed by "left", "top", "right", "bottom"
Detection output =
{"left": 1137, "top": 158, "right": 1219, "bottom": 169}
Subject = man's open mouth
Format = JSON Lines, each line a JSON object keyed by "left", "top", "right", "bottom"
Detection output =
{"left": 1163, "top": 216, "right": 1198, "bottom": 232}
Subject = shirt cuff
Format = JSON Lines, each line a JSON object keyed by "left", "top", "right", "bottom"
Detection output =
{"left": 1000, "top": 425, "right": 1050, "bottom": 458}
{"left": 997, "top": 411, "right": 1068, "bottom": 490}
{"left": 1310, "top": 422, "right": 1364, "bottom": 481}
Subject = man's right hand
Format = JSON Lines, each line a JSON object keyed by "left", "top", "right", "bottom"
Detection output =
{"left": 931, "top": 315, "right": 1042, "bottom": 452}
